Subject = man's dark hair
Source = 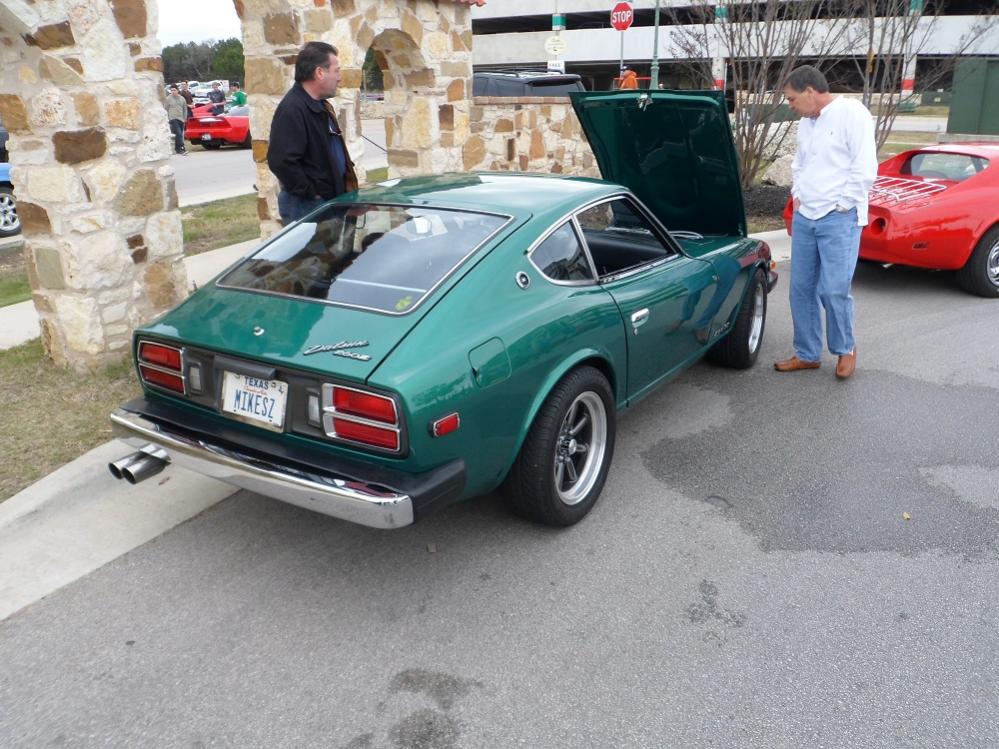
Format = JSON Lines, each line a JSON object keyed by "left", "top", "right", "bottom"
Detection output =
{"left": 169, "top": 84, "right": 179, "bottom": 91}
{"left": 295, "top": 41, "right": 339, "bottom": 83}
{"left": 785, "top": 65, "right": 829, "bottom": 94}
{"left": 230, "top": 81, "right": 240, "bottom": 88}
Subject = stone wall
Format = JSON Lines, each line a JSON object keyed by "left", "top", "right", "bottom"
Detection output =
{"left": 462, "top": 97, "right": 598, "bottom": 177}
{"left": 0, "top": 1, "right": 185, "bottom": 371}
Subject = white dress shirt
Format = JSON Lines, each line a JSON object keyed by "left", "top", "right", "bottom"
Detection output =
{"left": 791, "top": 96, "right": 878, "bottom": 226}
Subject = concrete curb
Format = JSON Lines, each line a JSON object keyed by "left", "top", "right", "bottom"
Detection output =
{"left": 0, "top": 439, "right": 236, "bottom": 621}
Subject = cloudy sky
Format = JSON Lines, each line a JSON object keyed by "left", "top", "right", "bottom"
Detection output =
{"left": 157, "top": 0, "right": 241, "bottom": 46}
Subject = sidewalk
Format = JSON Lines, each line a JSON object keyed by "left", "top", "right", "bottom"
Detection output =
{"left": 0, "top": 228, "right": 792, "bottom": 622}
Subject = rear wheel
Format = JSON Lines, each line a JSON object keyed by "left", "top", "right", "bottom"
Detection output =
{"left": 241, "top": 132, "right": 252, "bottom": 149}
{"left": 707, "top": 268, "right": 767, "bottom": 369}
{"left": 502, "top": 366, "right": 616, "bottom": 526}
{"left": 956, "top": 226, "right": 999, "bottom": 298}
{"left": 0, "top": 186, "right": 19, "bottom": 237}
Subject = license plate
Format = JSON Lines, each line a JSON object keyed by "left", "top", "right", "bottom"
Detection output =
{"left": 201, "top": 134, "right": 212, "bottom": 141}
{"left": 221, "top": 372, "right": 288, "bottom": 431}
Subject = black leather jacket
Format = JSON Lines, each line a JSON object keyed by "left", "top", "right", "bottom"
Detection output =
{"left": 267, "top": 83, "right": 357, "bottom": 200}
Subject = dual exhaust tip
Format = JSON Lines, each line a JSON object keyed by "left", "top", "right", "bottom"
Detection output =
{"left": 108, "top": 448, "right": 169, "bottom": 485}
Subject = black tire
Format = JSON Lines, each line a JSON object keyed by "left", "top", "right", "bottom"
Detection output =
{"left": 956, "top": 226, "right": 999, "bottom": 298}
{"left": 502, "top": 366, "right": 616, "bottom": 527}
{"left": 707, "top": 268, "right": 767, "bottom": 369}
{"left": 0, "top": 185, "right": 20, "bottom": 238}
{"left": 241, "top": 132, "right": 253, "bottom": 149}
{"left": 201, "top": 142, "right": 222, "bottom": 150}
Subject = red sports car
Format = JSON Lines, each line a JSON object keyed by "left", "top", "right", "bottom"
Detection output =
{"left": 185, "top": 104, "right": 251, "bottom": 150}
{"left": 783, "top": 143, "right": 999, "bottom": 297}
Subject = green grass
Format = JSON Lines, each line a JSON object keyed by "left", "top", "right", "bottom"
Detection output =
{"left": 181, "top": 193, "right": 260, "bottom": 256}
{"left": 0, "top": 339, "right": 141, "bottom": 501}
{"left": 0, "top": 265, "right": 30, "bottom": 307}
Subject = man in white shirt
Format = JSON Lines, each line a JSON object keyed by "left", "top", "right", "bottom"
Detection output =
{"left": 774, "top": 65, "right": 878, "bottom": 380}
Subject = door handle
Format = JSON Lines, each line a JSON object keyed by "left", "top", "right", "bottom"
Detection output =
{"left": 631, "top": 308, "right": 650, "bottom": 333}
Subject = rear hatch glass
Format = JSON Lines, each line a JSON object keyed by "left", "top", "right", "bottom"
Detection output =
{"left": 219, "top": 204, "right": 509, "bottom": 315}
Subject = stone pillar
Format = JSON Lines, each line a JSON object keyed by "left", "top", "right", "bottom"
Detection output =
{"left": 0, "top": 0, "right": 185, "bottom": 372}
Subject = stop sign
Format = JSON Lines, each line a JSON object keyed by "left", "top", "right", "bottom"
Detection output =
{"left": 610, "top": 2, "right": 633, "bottom": 31}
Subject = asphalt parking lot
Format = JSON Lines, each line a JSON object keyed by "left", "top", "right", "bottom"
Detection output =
{"left": 1, "top": 259, "right": 996, "bottom": 748}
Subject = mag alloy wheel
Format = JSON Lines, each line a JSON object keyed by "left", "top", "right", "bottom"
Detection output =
{"left": 553, "top": 391, "right": 608, "bottom": 506}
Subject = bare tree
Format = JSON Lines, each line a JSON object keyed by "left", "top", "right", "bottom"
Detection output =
{"left": 665, "top": 1, "right": 856, "bottom": 187}
{"left": 850, "top": 1, "right": 997, "bottom": 148}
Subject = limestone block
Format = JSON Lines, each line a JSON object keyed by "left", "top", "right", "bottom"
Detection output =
{"left": 54, "top": 128, "right": 108, "bottom": 165}
{"left": 29, "top": 165, "right": 86, "bottom": 203}
{"left": 104, "top": 98, "right": 141, "bottom": 130}
{"left": 762, "top": 154, "right": 794, "bottom": 188}
{"left": 62, "top": 231, "right": 130, "bottom": 291}
{"left": 33, "top": 243, "right": 66, "bottom": 289}
{"left": 85, "top": 159, "right": 128, "bottom": 203}
{"left": 241, "top": 21, "right": 265, "bottom": 50}
{"left": 400, "top": 12, "right": 424, "bottom": 47}
{"left": 446, "top": 79, "right": 464, "bottom": 102}
{"left": 137, "top": 123, "right": 173, "bottom": 163}
{"left": 462, "top": 136, "right": 486, "bottom": 171}
{"left": 304, "top": 9, "right": 332, "bottom": 33}
{"left": 78, "top": 19, "right": 129, "bottom": 81}
{"left": 66, "top": 2, "right": 104, "bottom": 35}
{"left": 245, "top": 57, "right": 291, "bottom": 97}
{"left": 39, "top": 55, "right": 85, "bottom": 87}
{"left": 53, "top": 294, "right": 105, "bottom": 356}
{"left": 423, "top": 32, "right": 450, "bottom": 60}
{"left": 134, "top": 57, "right": 163, "bottom": 73}
{"left": 26, "top": 22, "right": 76, "bottom": 50}
{"left": 145, "top": 211, "right": 184, "bottom": 260}
{"left": 101, "top": 301, "right": 129, "bottom": 325}
{"left": 142, "top": 260, "right": 184, "bottom": 308}
{"left": 400, "top": 97, "right": 433, "bottom": 149}
{"left": 69, "top": 211, "right": 113, "bottom": 234}
{"left": 111, "top": 0, "right": 148, "bottom": 38}
{"left": 73, "top": 93, "right": 101, "bottom": 126}
{"left": 264, "top": 13, "right": 299, "bottom": 45}
{"left": 116, "top": 169, "right": 164, "bottom": 216}
{"left": 0, "top": 95, "right": 30, "bottom": 132}
{"left": 18, "top": 65, "right": 39, "bottom": 86}
{"left": 17, "top": 202, "right": 53, "bottom": 235}
{"left": 29, "top": 90, "right": 68, "bottom": 129}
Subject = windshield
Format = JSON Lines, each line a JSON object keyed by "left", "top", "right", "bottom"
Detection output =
{"left": 219, "top": 204, "right": 509, "bottom": 314}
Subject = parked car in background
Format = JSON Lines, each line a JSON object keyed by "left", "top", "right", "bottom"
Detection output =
{"left": 110, "top": 90, "right": 776, "bottom": 530}
{"left": 473, "top": 70, "right": 586, "bottom": 97}
{"left": 185, "top": 105, "right": 251, "bottom": 149}
{"left": 782, "top": 143, "right": 999, "bottom": 298}
{"left": 0, "top": 120, "right": 19, "bottom": 238}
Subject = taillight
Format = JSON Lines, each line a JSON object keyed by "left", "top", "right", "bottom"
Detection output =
{"left": 321, "top": 384, "right": 401, "bottom": 452}
{"left": 137, "top": 340, "right": 185, "bottom": 395}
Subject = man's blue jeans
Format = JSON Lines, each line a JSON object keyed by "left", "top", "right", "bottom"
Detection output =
{"left": 789, "top": 207, "right": 862, "bottom": 361}
{"left": 277, "top": 190, "right": 325, "bottom": 225}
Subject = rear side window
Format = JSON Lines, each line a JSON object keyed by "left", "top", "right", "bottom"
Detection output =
{"left": 220, "top": 204, "right": 508, "bottom": 314}
{"left": 531, "top": 222, "right": 594, "bottom": 283}
{"left": 903, "top": 152, "right": 989, "bottom": 182}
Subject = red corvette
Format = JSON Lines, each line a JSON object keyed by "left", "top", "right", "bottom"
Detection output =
{"left": 784, "top": 143, "right": 999, "bottom": 297}
{"left": 185, "top": 104, "right": 251, "bottom": 150}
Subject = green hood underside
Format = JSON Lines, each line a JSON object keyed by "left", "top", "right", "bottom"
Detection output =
{"left": 571, "top": 90, "right": 747, "bottom": 237}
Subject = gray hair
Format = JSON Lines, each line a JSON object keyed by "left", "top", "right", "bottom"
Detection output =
{"left": 784, "top": 65, "right": 829, "bottom": 94}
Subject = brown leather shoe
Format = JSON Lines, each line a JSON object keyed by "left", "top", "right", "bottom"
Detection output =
{"left": 774, "top": 356, "right": 821, "bottom": 372}
{"left": 835, "top": 350, "right": 856, "bottom": 379}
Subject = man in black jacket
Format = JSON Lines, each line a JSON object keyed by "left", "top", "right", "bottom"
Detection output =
{"left": 267, "top": 41, "right": 357, "bottom": 225}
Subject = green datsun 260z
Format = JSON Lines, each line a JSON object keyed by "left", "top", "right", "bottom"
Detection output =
{"left": 110, "top": 91, "right": 777, "bottom": 529}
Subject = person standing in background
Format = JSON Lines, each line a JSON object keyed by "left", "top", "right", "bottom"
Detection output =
{"left": 619, "top": 66, "right": 638, "bottom": 90}
{"left": 229, "top": 82, "right": 247, "bottom": 107}
{"left": 267, "top": 41, "right": 357, "bottom": 225}
{"left": 165, "top": 85, "right": 188, "bottom": 155}
{"left": 774, "top": 65, "right": 877, "bottom": 380}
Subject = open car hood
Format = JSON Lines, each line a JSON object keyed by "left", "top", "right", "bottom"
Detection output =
{"left": 570, "top": 90, "right": 746, "bottom": 237}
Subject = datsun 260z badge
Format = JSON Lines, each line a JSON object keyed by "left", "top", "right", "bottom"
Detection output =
{"left": 303, "top": 340, "right": 372, "bottom": 362}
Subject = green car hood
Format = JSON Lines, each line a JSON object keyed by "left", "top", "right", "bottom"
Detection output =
{"left": 570, "top": 90, "right": 747, "bottom": 237}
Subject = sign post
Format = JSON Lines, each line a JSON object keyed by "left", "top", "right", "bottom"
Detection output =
{"left": 610, "top": 2, "right": 633, "bottom": 80}
{"left": 548, "top": 6, "right": 567, "bottom": 75}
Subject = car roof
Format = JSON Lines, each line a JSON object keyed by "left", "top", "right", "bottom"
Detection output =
{"left": 350, "top": 172, "right": 622, "bottom": 223}
{"left": 475, "top": 70, "right": 582, "bottom": 83}
{"left": 913, "top": 143, "right": 999, "bottom": 160}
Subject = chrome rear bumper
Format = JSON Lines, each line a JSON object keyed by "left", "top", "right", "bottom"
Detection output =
{"left": 110, "top": 408, "right": 414, "bottom": 529}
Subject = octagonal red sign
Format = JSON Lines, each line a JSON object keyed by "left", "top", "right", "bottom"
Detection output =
{"left": 610, "top": 2, "right": 633, "bottom": 31}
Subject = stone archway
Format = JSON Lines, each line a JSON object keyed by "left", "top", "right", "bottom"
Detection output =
{"left": 237, "top": 0, "right": 474, "bottom": 237}
{"left": 0, "top": 0, "right": 185, "bottom": 371}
